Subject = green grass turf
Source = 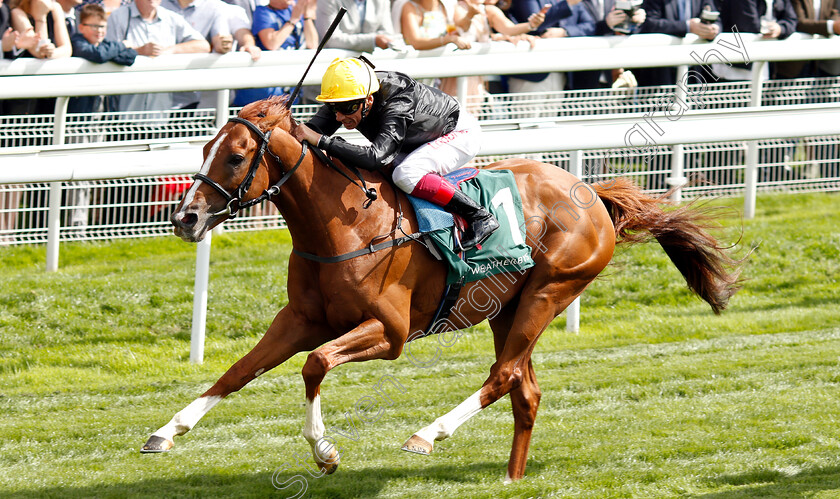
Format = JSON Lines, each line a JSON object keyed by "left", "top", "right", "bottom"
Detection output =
{"left": 0, "top": 191, "right": 838, "bottom": 498}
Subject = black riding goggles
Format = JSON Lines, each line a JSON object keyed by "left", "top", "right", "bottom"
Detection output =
{"left": 327, "top": 99, "right": 364, "bottom": 115}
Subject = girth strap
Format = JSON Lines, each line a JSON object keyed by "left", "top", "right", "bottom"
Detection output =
{"left": 292, "top": 234, "right": 419, "bottom": 263}
{"left": 418, "top": 277, "right": 466, "bottom": 339}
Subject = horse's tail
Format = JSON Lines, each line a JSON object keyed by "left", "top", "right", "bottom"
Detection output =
{"left": 592, "top": 178, "right": 744, "bottom": 315}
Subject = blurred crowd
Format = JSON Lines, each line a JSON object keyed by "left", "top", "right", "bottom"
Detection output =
{"left": 1, "top": 0, "right": 838, "bottom": 116}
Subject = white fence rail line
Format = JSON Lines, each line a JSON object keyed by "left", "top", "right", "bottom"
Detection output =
{"left": 3, "top": 104, "right": 839, "bottom": 261}
{"left": 4, "top": 136, "right": 835, "bottom": 247}
{"left": 3, "top": 32, "right": 840, "bottom": 145}
{"left": 3, "top": 33, "right": 840, "bottom": 93}
{"left": 7, "top": 78, "right": 840, "bottom": 148}
{"left": 5, "top": 103, "right": 838, "bottom": 179}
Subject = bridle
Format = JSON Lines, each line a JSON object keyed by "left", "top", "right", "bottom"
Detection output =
{"left": 195, "top": 115, "right": 418, "bottom": 265}
{"left": 194, "top": 117, "right": 309, "bottom": 219}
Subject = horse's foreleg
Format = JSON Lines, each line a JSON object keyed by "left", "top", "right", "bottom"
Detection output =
{"left": 141, "top": 396, "right": 222, "bottom": 452}
{"left": 141, "top": 307, "right": 324, "bottom": 453}
{"left": 301, "top": 317, "right": 403, "bottom": 474}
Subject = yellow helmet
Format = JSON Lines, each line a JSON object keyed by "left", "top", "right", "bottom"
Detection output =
{"left": 316, "top": 57, "right": 380, "bottom": 102}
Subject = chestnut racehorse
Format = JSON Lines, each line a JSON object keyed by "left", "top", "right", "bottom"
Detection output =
{"left": 142, "top": 96, "right": 742, "bottom": 482}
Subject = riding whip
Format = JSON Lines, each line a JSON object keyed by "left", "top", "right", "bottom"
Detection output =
{"left": 286, "top": 7, "right": 347, "bottom": 110}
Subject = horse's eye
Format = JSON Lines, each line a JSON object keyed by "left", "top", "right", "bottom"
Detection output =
{"left": 229, "top": 154, "right": 245, "bottom": 167}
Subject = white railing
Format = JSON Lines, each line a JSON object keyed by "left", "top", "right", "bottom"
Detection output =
{"left": 3, "top": 32, "right": 840, "bottom": 89}
{"left": 4, "top": 31, "right": 838, "bottom": 220}
{"left": 4, "top": 31, "right": 838, "bottom": 222}
{"left": 3, "top": 32, "right": 840, "bottom": 116}
{"left": 4, "top": 104, "right": 839, "bottom": 182}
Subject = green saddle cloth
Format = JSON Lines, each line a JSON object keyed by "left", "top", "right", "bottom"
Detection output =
{"left": 427, "top": 170, "right": 535, "bottom": 285}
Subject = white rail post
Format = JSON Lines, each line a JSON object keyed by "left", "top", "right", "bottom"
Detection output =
{"left": 191, "top": 231, "right": 212, "bottom": 364}
{"left": 566, "top": 294, "right": 581, "bottom": 333}
{"left": 744, "top": 61, "right": 767, "bottom": 219}
{"left": 211, "top": 90, "right": 230, "bottom": 237}
{"left": 188, "top": 90, "right": 228, "bottom": 361}
{"left": 46, "top": 97, "right": 70, "bottom": 272}
{"left": 668, "top": 65, "right": 689, "bottom": 203}
{"left": 214, "top": 89, "right": 230, "bottom": 130}
{"left": 456, "top": 76, "right": 469, "bottom": 110}
{"left": 566, "top": 149, "right": 583, "bottom": 333}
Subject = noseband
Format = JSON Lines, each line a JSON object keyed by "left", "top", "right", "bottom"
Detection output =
{"left": 194, "top": 117, "right": 309, "bottom": 219}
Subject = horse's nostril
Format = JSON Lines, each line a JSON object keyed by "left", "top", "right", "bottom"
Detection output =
{"left": 181, "top": 212, "right": 198, "bottom": 228}
{"left": 172, "top": 211, "right": 198, "bottom": 229}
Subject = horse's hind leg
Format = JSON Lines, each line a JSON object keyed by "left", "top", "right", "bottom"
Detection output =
{"left": 402, "top": 288, "right": 578, "bottom": 482}
{"left": 399, "top": 301, "right": 519, "bottom": 455}
{"left": 489, "top": 306, "right": 543, "bottom": 484}
{"left": 490, "top": 289, "right": 584, "bottom": 482}
{"left": 506, "top": 358, "right": 540, "bottom": 483}
{"left": 141, "top": 307, "right": 324, "bottom": 452}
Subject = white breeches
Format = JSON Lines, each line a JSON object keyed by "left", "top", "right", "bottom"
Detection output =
{"left": 391, "top": 111, "right": 482, "bottom": 194}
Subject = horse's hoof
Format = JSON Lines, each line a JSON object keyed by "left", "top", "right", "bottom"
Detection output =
{"left": 401, "top": 435, "right": 433, "bottom": 455}
{"left": 503, "top": 471, "right": 523, "bottom": 484}
{"left": 315, "top": 448, "right": 340, "bottom": 475}
{"left": 317, "top": 461, "right": 339, "bottom": 475}
{"left": 140, "top": 435, "right": 174, "bottom": 453}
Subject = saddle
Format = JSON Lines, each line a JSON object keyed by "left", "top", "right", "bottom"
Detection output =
{"left": 407, "top": 168, "right": 535, "bottom": 285}
{"left": 407, "top": 167, "right": 535, "bottom": 338}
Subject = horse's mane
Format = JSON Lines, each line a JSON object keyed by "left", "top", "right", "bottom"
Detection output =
{"left": 238, "top": 96, "right": 294, "bottom": 132}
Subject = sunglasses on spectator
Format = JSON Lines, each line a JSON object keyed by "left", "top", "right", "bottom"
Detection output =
{"left": 82, "top": 23, "right": 108, "bottom": 30}
{"left": 327, "top": 99, "right": 364, "bottom": 115}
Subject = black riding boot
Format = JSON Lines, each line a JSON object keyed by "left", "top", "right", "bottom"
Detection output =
{"left": 444, "top": 190, "right": 500, "bottom": 250}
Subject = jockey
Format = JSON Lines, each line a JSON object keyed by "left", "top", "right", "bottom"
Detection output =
{"left": 292, "top": 56, "right": 499, "bottom": 250}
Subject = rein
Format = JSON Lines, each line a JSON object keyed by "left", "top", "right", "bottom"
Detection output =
{"left": 195, "top": 117, "right": 308, "bottom": 219}
{"left": 199, "top": 115, "right": 416, "bottom": 263}
{"left": 197, "top": 116, "right": 377, "bottom": 219}
{"left": 310, "top": 146, "right": 378, "bottom": 208}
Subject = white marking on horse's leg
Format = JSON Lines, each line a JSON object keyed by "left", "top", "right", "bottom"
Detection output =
{"left": 414, "top": 390, "right": 484, "bottom": 444}
{"left": 503, "top": 471, "right": 513, "bottom": 484}
{"left": 302, "top": 395, "right": 325, "bottom": 445}
{"left": 181, "top": 132, "right": 228, "bottom": 207}
{"left": 302, "top": 395, "right": 338, "bottom": 464}
{"left": 151, "top": 395, "right": 222, "bottom": 442}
